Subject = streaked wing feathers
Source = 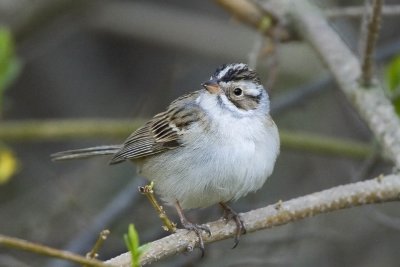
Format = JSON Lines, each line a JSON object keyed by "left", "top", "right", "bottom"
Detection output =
{"left": 109, "top": 91, "right": 202, "bottom": 164}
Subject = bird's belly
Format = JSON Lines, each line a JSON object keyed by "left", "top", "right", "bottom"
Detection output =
{"left": 137, "top": 136, "right": 276, "bottom": 209}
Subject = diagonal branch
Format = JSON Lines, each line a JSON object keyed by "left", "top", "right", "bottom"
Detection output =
{"left": 215, "top": 0, "right": 292, "bottom": 41}
{"left": 0, "top": 234, "right": 109, "bottom": 267}
{"left": 263, "top": 0, "right": 400, "bottom": 167}
{"left": 216, "top": 0, "right": 400, "bottom": 165}
{"left": 106, "top": 174, "right": 400, "bottom": 266}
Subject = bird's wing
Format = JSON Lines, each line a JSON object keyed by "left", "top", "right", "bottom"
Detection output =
{"left": 109, "top": 91, "right": 204, "bottom": 164}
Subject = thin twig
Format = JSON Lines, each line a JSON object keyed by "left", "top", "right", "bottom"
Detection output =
{"left": 215, "top": 0, "right": 291, "bottom": 41}
{"left": 270, "top": 37, "right": 400, "bottom": 115}
{"left": 85, "top": 230, "right": 110, "bottom": 261}
{"left": 139, "top": 182, "right": 177, "bottom": 233}
{"left": 106, "top": 174, "right": 400, "bottom": 266}
{"left": 360, "top": 0, "right": 384, "bottom": 87}
{"left": 358, "top": 0, "right": 371, "bottom": 64}
{"left": 0, "top": 235, "right": 109, "bottom": 267}
{"left": 325, "top": 5, "right": 400, "bottom": 18}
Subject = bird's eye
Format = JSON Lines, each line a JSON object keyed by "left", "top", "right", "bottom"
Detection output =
{"left": 233, "top": 88, "right": 243, "bottom": 96}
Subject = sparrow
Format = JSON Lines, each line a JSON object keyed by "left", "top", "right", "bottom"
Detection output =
{"left": 52, "top": 63, "right": 280, "bottom": 253}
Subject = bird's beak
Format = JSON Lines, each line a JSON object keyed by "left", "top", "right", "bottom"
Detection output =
{"left": 201, "top": 80, "right": 221, "bottom": 94}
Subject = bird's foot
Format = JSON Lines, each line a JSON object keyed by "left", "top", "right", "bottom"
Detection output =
{"left": 220, "top": 202, "right": 246, "bottom": 248}
{"left": 175, "top": 201, "right": 211, "bottom": 257}
{"left": 180, "top": 219, "right": 211, "bottom": 257}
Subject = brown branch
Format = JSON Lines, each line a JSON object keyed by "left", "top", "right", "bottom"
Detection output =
{"left": 105, "top": 174, "right": 400, "bottom": 266}
{"left": 325, "top": 5, "right": 400, "bottom": 18}
{"left": 0, "top": 234, "right": 109, "bottom": 267}
{"left": 215, "top": 0, "right": 292, "bottom": 41}
{"left": 139, "top": 182, "right": 177, "bottom": 233}
{"left": 360, "top": 0, "right": 384, "bottom": 87}
{"left": 85, "top": 230, "right": 110, "bottom": 261}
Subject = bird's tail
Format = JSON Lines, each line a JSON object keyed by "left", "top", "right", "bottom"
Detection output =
{"left": 51, "top": 145, "right": 122, "bottom": 161}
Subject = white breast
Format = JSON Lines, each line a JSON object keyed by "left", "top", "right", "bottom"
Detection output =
{"left": 138, "top": 92, "right": 280, "bottom": 209}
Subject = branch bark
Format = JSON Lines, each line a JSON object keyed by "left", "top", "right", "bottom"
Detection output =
{"left": 106, "top": 174, "right": 400, "bottom": 266}
{"left": 360, "top": 0, "right": 383, "bottom": 87}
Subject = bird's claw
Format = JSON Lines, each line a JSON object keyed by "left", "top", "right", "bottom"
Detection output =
{"left": 181, "top": 221, "right": 211, "bottom": 257}
{"left": 231, "top": 214, "right": 246, "bottom": 248}
{"left": 220, "top": 202, "right": 246, "bottom": 248}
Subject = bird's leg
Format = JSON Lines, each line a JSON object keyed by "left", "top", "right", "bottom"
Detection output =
{"left": 174, "top": 201, "right": 211, "bottom": 257}
{"left": 219, "top": 202, "right": 246, "bottom": 248}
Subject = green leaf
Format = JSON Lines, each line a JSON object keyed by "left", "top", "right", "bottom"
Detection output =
{"left": 124, "top": 224, "right": 144, "bottom": 267}
{"left": 393, "top": 97, "right": 400, "bottom": 115}
{"left": 385, "top": 55, "right": 400, "bottom": 92}
{"left": 0, "top": 27, "right": 21, "bottom": 113}
{"left": 0, "top": 57, "right": 21, "bottom": 92}
{"left": 0, "top": 28, "right": 13, "bottom": 72}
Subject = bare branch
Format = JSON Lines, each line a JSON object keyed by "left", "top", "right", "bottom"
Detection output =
{"left": 215, "top": 0, "right": 292, "bottom": 41}
{"left": 0, "top": 120, "right": 373, "bottom": 159}
{"left": 263, "top": 0, "right": 400, "bottom": 167}
{"left": 360, "top": 0, "right": 384, "bottom": 87}
{"left": 106, "top": 174, "right": 400, "bottom": 266}
{"left": 85, "top": 230, "right": 110, "bottom": 262}
{"left": 139, "top": 182, "right": 177, "bottom": 233}
{"left": 0, "top": 234, "right": 109, "bottom": 267}
{"left": 325, "top": 5, "right": 400, "bottom": 18}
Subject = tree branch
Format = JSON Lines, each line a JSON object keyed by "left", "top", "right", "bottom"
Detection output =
{"left": 217, "top": 0, "right": 400, "bottom": 165}
{"left": 215, "top": 0, "right": 292, "bottom": 41}
{"left": 85, "top": 230, "right": 110, "bottom": 262}
{"left": 105, "top": 174, "right": 400, "bottom": 266}
{"left": 105, "top": 1, "right": 400, "bottom": 265}
{"left": 0, "top": 234, "right": 109, "bottom": 267}
{"left": 360, "top": 0, "right": 383, "bottom": 87}
{"left": 262, "top": 0, "right": 400, "bottom": 167}
{"left": 0, "top": 119, "right": 373, "bottom": 159}
{"left": 325, "top": 5, "right": 400, "bottom": 18}
{"left": 0, "top": 119, "right": 145, "bottom": 141}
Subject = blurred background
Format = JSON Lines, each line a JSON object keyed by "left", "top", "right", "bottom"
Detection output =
{"left": 1, "top": 0, "right": 400, "bottom": 266}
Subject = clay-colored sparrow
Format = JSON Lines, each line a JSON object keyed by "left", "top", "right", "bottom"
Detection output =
{"left": 52, "top": 63, "right": 280, "bottom": 252}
